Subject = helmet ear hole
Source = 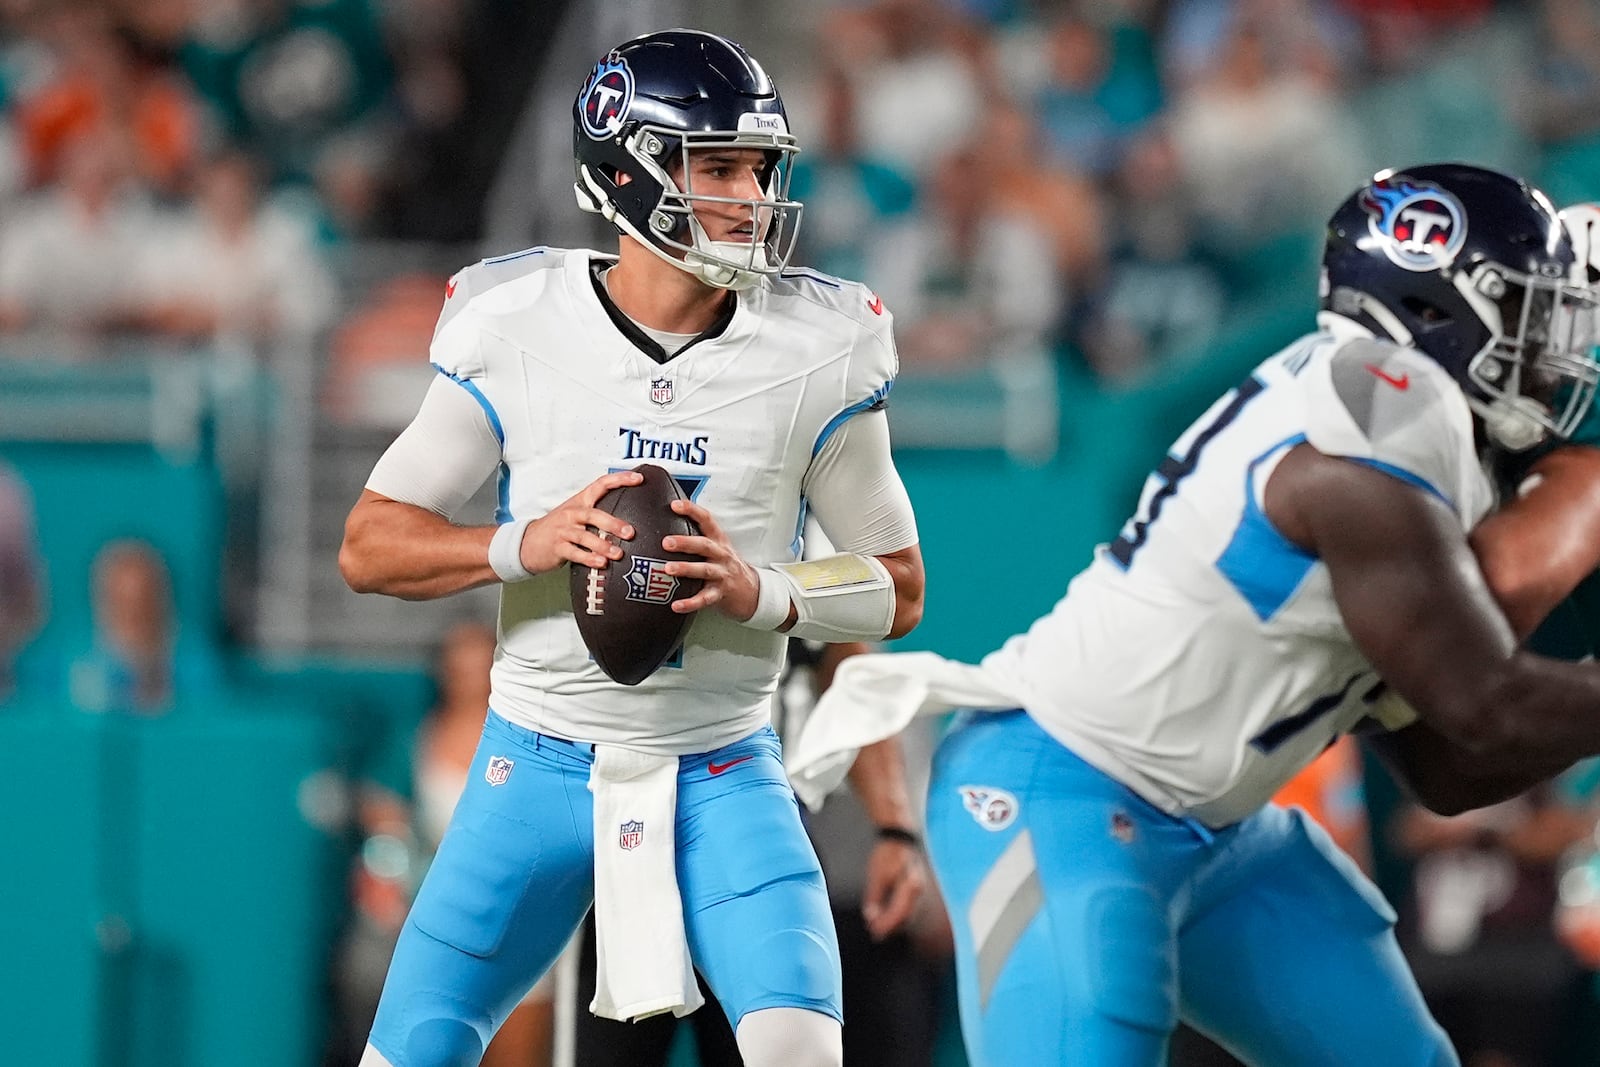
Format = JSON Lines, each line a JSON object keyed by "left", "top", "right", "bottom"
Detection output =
{"left": 1400, "top": 296, "right": 1449, "bottom": 326}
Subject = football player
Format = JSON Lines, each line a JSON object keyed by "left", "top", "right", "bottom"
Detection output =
{"left": 338, "top": 29, "right": 925, "bottom": 1067}
{"left": 792, "top": 163, "right": 1600, "bottom": 1065}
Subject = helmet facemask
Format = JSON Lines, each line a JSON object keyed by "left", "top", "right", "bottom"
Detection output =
{"left": 1458, "top": 262, "right": 1600, "bottom": 451}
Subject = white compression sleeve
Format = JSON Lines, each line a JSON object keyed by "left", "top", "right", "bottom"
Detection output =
{"left": 365, "top": 374, "right": 503, "bottom": 518}
{"left": 801, "top": 409, "right": 918, "bottom": 557}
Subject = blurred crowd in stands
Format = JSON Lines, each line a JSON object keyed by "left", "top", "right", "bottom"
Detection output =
{"left": 4, "top": 0, "right": 1600, "bottom": 402}
{"left": 11, "top": 1, "right": 1600, "bottom": 1065}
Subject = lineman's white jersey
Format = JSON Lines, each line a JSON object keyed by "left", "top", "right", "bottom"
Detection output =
{"left": 418, "top": 247, "right": 902, "bottom": 754}
{"left": 985, "top": 319, "right": 1497, "bottom": 827}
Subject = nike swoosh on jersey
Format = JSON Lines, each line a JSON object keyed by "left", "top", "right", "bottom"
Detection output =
{"left": 1363, "top": 363, "right": 1409, "bottom": 390}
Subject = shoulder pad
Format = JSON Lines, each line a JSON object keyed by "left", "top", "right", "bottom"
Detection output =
{"left": 1305, "top": 338, "right": 1481, "bottom": 515}
{"left": 770, "top": 269, "right": 899, "bottom": 406}
{"left": 430, "top": 246, "right": 567, "bottom": 377}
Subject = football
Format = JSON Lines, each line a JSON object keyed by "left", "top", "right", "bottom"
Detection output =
{"left": 569, "top": 463, "right": 704, "bottom": 685}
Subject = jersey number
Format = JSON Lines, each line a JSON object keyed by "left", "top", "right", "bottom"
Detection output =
{"left": 1108, "top": 376, "right": 1267, "bottom": 568}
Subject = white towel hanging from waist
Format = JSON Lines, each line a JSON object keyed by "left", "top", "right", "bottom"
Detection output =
{"left": 588, "top": 744, "right": 703, "bottom": 1022}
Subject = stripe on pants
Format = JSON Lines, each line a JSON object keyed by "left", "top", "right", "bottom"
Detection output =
{"left": 968, "top": 828, "right": 1043, "bottom": 1008}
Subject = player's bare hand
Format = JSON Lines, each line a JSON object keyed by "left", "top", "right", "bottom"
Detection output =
{"left": 861, "top": 837, "right": 926, "bottom": 941}
{"left": 661, "top": 498, "right": 762, "bottom": 620}
{"left": 519, "top": 470, "right": 642, "bottom": 574}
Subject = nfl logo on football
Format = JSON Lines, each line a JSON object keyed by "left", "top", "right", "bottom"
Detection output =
{"left": 619, "top": 819, "right": 644, "bottom": 851}
{"left": 485, "top": 755, "right": 514, "bottom": 786}
{"left": 650, "top": 377, "right": 674, "bottom": 406}
{"left": 626, "top": 557, "right": 677, "bottom": 603}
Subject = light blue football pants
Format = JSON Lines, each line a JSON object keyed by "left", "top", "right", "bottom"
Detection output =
{"left": 925, "top": 710, "right": 1458, "bottom": 1067}
{"left": 367, "top": 711, "right": 841, "bottom": 1067}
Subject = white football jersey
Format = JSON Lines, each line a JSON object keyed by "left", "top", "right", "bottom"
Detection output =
{"left": 431, "top": 247, "right": 899, "bottom": 754}
{"left": 985, "top": 322, "right": 1497, "bottom": 827}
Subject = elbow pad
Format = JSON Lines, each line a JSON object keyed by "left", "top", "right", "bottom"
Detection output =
{"left": 748, "top": 553, "right": 896, "bottom": 642}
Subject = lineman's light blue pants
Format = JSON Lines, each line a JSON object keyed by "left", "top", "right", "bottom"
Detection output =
{"left": 925, "top": 710, "right": 1457, "bottom": 1067}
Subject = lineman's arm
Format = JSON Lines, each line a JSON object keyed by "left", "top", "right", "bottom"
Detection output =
{"left": 1266, "top": 442, "right": 1600, "bottom": 813}
{"left": 339, "top": 376, "right": 638, "bottom": 600}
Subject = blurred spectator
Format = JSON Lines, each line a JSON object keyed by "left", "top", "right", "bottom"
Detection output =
{"left": 1346, "top": 3, "right": 1529, "bottom": 184}
{"left": 1161, "top": 0, "right": 1360, "bottom": 93}
{"left": 1340, "top": 0, "right": 1494, "bottom": 73}
{"left": 1522, "top": 0, "right": 1600, "bottom": 145}
{"left": 15, "top": 3, "right": 202, "bottom": 196}
{"left": 0, "top": 127, "right": 165, "bottom": 345}
{"left": 885, "top": 140, "right": 1056, "bottom": 372}
{"left": 1392, "top": 786, "right": 1599, "bottom": 1067}
{"left": 68, "top": 538, "right": 221, "bottom": 715}
{"left": 788, "top": 68, "right": 919, "bottom": 288}
{"left": 178, "top": 0, "right": 394, "bottom": 190}
{"left": 1166, "top": 4, "right": 1363, "bottom": 259}
{"left": 0, "top": 458, "right": 44, "bottom": 702}
{"left": 323, "top": 271, "right": 446, "bottom": 427}
{"left": 1516, "top": 0, "right": 1600, "bottom": 206}
{"left": 819, "top": 0, "right": 992, "bottom": 180}
{"left": 1017, "top": 11, "right": 1163, "bottom": 179}
{"left": 330, "top": 619, "right": 553, "bottom": 1067}
{"left": 141, "top": 149, "right": 337, "bottom": 345}
{"left": 1076, "top": 122, "right": 1224, "bottom": 384}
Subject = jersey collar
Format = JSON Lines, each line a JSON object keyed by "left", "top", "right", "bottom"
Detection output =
{"left": 587, "top": 260, "right": 738, "bottom": 365}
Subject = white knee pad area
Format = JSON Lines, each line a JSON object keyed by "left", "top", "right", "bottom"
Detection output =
{"left": 356, "top": 1044, "right": 396, "bottom": 1067}
{"left": 734, "top": 1006, "right": 843, "bottom": 1067}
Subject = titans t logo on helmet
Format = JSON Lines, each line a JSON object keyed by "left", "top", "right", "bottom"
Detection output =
{"left": 1360, "top": 177, "right": 1467, "bottom": 272}
{"left": 579, "top": 55, "right": 634, "bottom": 140}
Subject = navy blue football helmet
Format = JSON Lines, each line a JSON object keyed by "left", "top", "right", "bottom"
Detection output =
{"left": 572, "top": 29, "right": 802, "bottom": 291}
{"left": 1322, "top": 162, "right": 1600, "bottom": 450}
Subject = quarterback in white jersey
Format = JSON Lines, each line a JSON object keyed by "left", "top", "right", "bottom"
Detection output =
{"left": 339, "top": 30, "right": 924, "bottom": 1067}
{"left": 795, "top": 163, "right": 1600, "bottom": 1066}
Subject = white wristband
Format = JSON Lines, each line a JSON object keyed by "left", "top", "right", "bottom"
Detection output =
{"left": 742, "top": 567, "right": 792, "bottom": 631}
{"left": 487, "top": 517, "right": 535, "bottom": 583}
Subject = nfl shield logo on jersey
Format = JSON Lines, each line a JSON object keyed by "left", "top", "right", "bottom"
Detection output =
{"left": 959, "top": 786, "right": 1019, "bottom": 831}
{"left": 485, "top": 756, "right": 514, "bottom": 786}
{"left": 619, "top": 819, "right": 644, "bottom": 850}
{"left": 650, "top": 377, "right": 674, "bottom": 407}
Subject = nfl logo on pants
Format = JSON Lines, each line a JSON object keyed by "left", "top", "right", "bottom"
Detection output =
{"left": 618, "top": 819, "right": 644, "bottom": 850}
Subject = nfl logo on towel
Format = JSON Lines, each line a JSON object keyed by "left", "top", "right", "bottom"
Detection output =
{"left": 485, "top": 756, "right": 514, "bottom": 786}
{"left": 650, "top": 377, "right": 674, "bottom": 406}
{"left": 619, "top": 819, "right": 644, "bottom": 850}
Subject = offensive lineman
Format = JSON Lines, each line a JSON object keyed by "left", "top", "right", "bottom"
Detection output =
{"left": 338, "top": 29, "right": 925, "bottom": 1067}
{"left": 790, "top": 163, "right": 1600, "bottom": 1065}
